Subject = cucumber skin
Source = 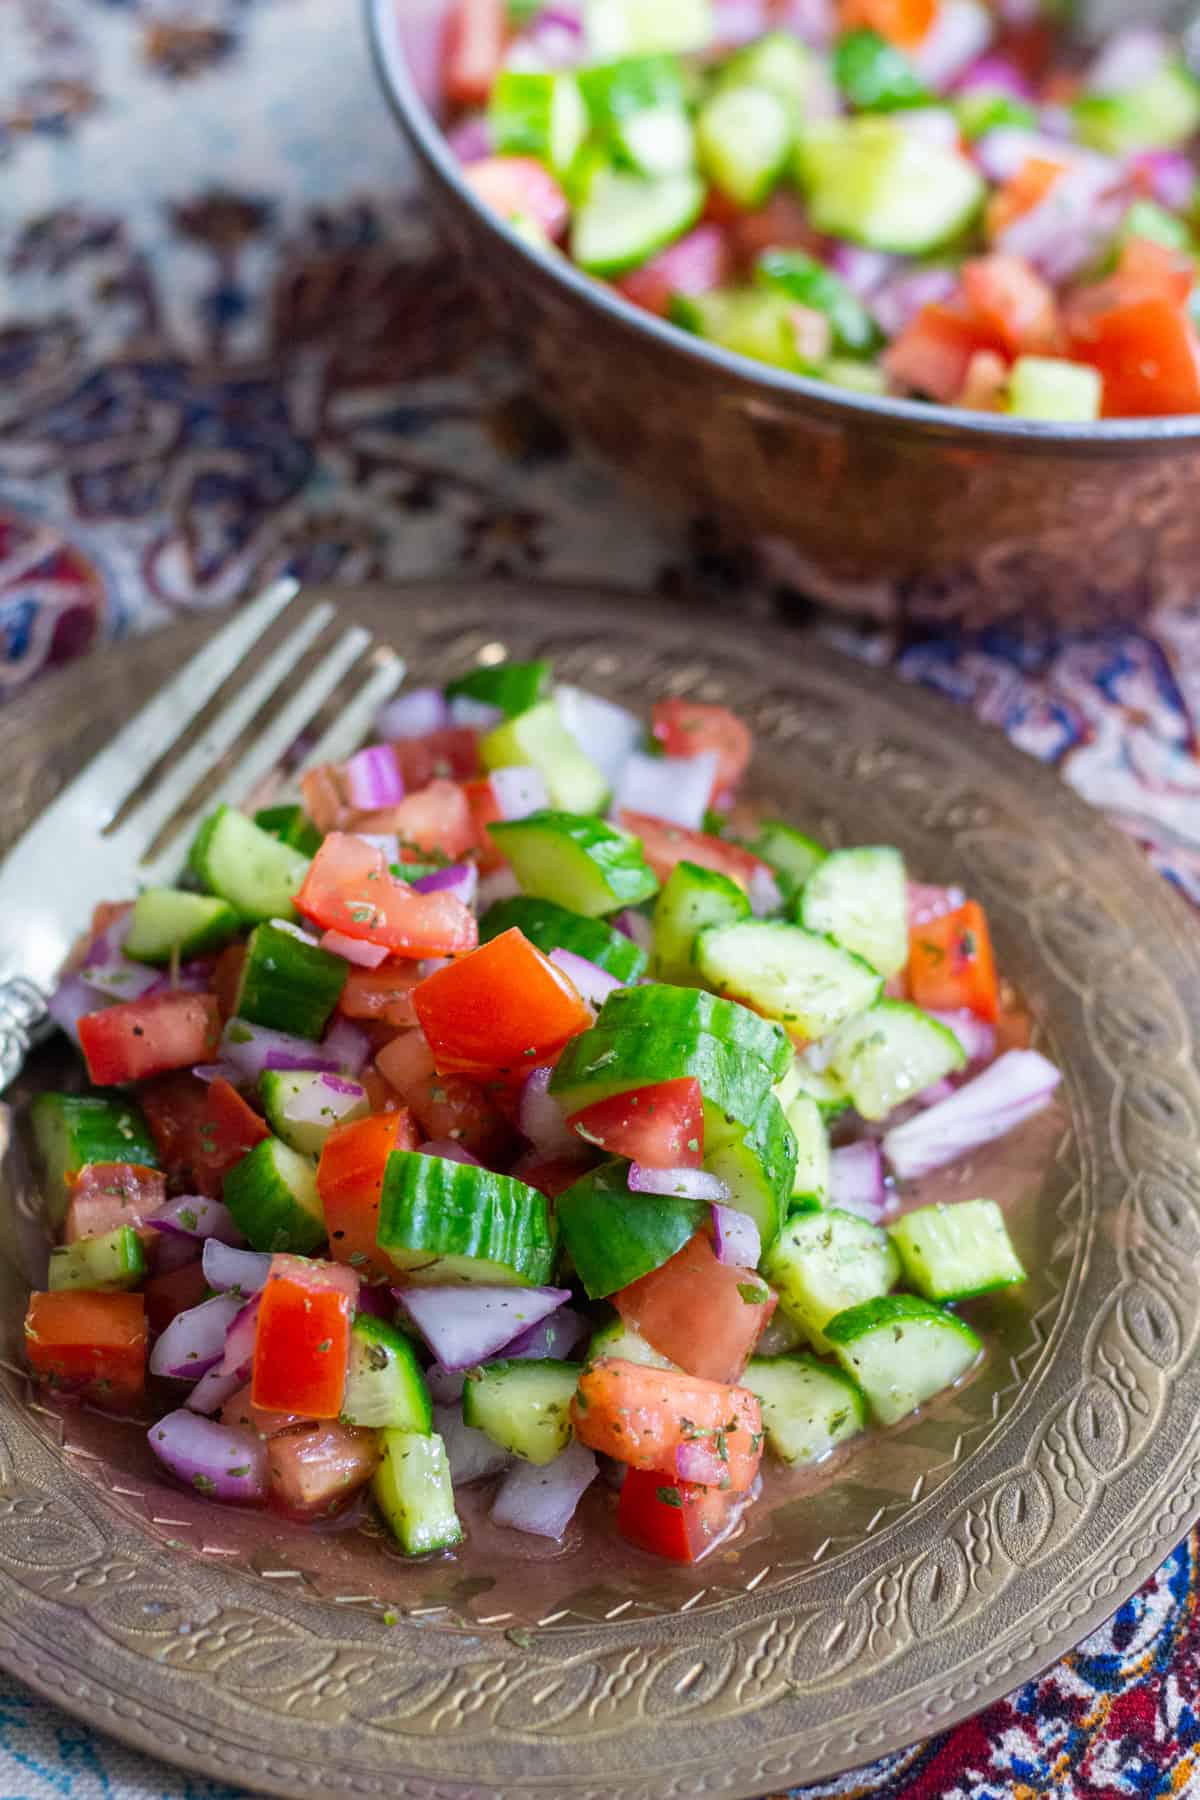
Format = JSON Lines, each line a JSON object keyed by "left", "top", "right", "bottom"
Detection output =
{"left": 889, "top": 1198, "right": 1026, "bottom": 1303}
{"left": 695, "top": 920, "right": 883, "bottom": 1042}
{"left": 743, "top": 1353, "right": 866, "bottom": 1464}
{"left": 377, "top": 1152, "right": 557, "bottom": 1287}
{"left": 222, "top": 1137, "right": 326, "bottom": 1255}
{"left": 488, "top": 810, "right": 658, "bottom": 916}
{"left": 461, "top": 1359, "right": 582, "bottom": 1465}
{"left": 587, "top": 1314, "right": 678, "bottom": 1369}
{"left": 372, "top": 1430, "right": 463, "bottom": 1555}
{"left": 31, "top": 1093, "right": 159, "bottom": 1228}
{"left": 749, "top": 821, "right": 826, "bottom": 903}
{"left": 254, "top": 805, "right": 323, "bottom": 856}
{"left": 702, "top": 1090, "right": 796, "bottom": 1252}
{"left": 763, "top": 1207, "right": 900, "bottom": 1354}
{"left": 445, "top": 659, "right": 551, "bottom": 718}
{"left": 594, "top": 984, "right": 791, "bottom": 1080}
{"left": 651, "top": 860, "right": 750, "bottom": 985}
{"left": 824, "top": 1293, "right": 982, "bottom": 1426}
{"left": 480, "top": 896, "right": 646, "bottom": 982}
{"left": 47, "top": 1225, "right": 146, "bottom": 1292}
{"left": 235, "top": 921, "right": 347, "bottom": 1040}
{"left": 549, "top": 1022, "right": 775, "bottom": 1134}
{"left": 556, "top": 1160, "right": 706, "bottom": 1298}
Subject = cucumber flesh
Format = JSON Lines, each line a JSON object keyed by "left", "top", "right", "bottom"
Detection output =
{"left": 234, "top": 921, "right": 347, "bottom": 1040}
{"left": 763, "top": 1207, "right": 899, "bottom": 1354}
{"left": 583, "top": 0, "right": 714, "bottom": 59}
{"left": 825, "top": 1293, "right": 982, "bottom": 1426}
{"left": 488, "top": 810, "right": 658, "bottom": 916}
{"left": 377, "top": 1152, "right": 557, "bottom": 1287}
{"left": 124, "top": 889, "right": 241, "bottom": 965}
{"left": 481, "top": 700, "right": 609, "bottom": 815}
{"left": 461, "top": 1359, "right": 581, "bottom": 1465}
{"left": 1007, "top": 356, "right": 1102, "bottom": 424}
{"left": 889, "top": 1198, "right": 1025, "bottom": 1303}
{"left": 557, "top": 1160, "right": 706, "bottom": 1298}
{"left": 696, "top": 919, "right": 883, "bottom": 1041}
{"left": 372, "top": 1429, "right": 463, "bottom": 1553}
{"left": 222, "top": 1136, "right": 325, "bottom": 1254}
{"left": 799, "top": 846, "right": 908, "bottom": 978}
{"left": 797, "top": 118, "right": 985, "bottom": 254}
{"left": 830, "top": 1001, "right": 966, "bottom": 1122}
{"left": 489, "top": 71, "right": 589, "bottom": 177}
{"left": 697, "top": 85, "right": 792, "bottom": 208}
{"left": 652, "top": 859, "right": 750, "bottom": 985}
{"left": 774, "top": 1051, "right": 852, "bottom": 1122}
{"left": 717, "top": 32, "right": 822, "bottom": 110}
{"left": 342, "top": 1314, "right": 433, "bottom": 1431}
{"left": 480, "top": 895, "right": 646, "bottom": 981}
{"left": 701, "top": 1090, "right": 795, "bottom": 1252}
{"left": 571, "top": 169, "right": 705, "bottom": 276}
{"left": 30, "top": 1093, "right": 158, "bottom": 1228}
{"left": 188, "top": 805, "right": 311, "bottom": 925}
{"left": 551, "top": 1023, "right": 775, "bottom": 1139}
{"left": 587, "top": 1314, "right": 678, "bottom": 1369}
{"left": 750, "top": 820, "right": 826, "bottom": 902}
{"left": 48, "top": 1225, "right": 145, "bottom": 1292}
{"left": 743, "top": 1353, "right": 866, "bottom": 1464}
{"left": 260, "top": 1070, "right": 368, "bottom": 1157}
{"left": 782, "top": 1089, "right": 830, "bottom": 1208}
{"left": 579, "top": 55, "right": 694, "bottom": 178}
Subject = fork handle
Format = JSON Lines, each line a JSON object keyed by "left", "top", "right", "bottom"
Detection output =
{"left": 0, "top": 978, "right": 49, "bottom": 1090}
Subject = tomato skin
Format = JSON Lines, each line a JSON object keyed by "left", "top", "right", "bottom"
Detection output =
{"left": 651, "top": 700, "right": 753, "bottom": 805}
{"left": 461, "top": 776, "right": 506, "bottom": 874}
{"left": 24, "top": 1290, "right": 146, "bottom": 1410}
{"left": 353, "top": 779, "right": 478, "bottom": 861}
{"left": 839, "top": 0, "right": 936, "bottom": 48}
{"left": 1067, "top": 290, "right": 1200, "bottom": 418}
{"left": 204, "top": 1078, "right": 271, "bottom": 1175}
{"left": 252, "top": 1256, "right": 357, "bottom": 1420}
{"left": 318, "top": 1110, "right": 419, "bottom": 1279}
{"left": 212, "top": 943, "right": 246, "bottom": 1022}
{"left": 617, "top": 225, "right": 732, "bottom": 318}
{"left": 63, "top": 1163, "right": 165, "bottom": 1245}
{"left": 391, "top": 728, "right": 482, "bottom": 790}
{"left": 962, "top": 255, "right": 1060, "bottom": 357}
{"left": 618, "top": 811, "right": 774, "bottom": 894}
{"left": 412, "top": 928, "right": 592, "bottom": 1078}
{"left": 614, "top": 1234, "right": 776, "bottom": 1384}
{"left": 907, "top": 899, "right": 999, "bottom": 1023}
{"left": 220, "top": 1381, "right": 311, "bottom": 1438}
{"left": 571, "top": 1357, "right": 763, "bottom": 1492}
{"left": 295, "top": 833, "right": 478, "bottom": 957}
{"left": 462, "top": 156, "right": 569, "bottom": 238}
{"left": 444, "top": 0, "right": 506, "bottom": 107}
{"left": 568, "top": 1077, "right": 705, "bottom": 1169}
{"left": 142, "top": 1259, "right": 208, "bottom": 1336}
{"left": 984, "top": 155, "right": 1065, "bottom": 241}
{"left": 78, "top": 992, "right": 221, "bottom": 1086}
{"left": 389, "top": 1063, "right": 518, "bottom": 1163}
{"left": 884, "top": 303, "right": 999, "bottom": 405}
{"left": 338, "top": 963, "right": 423, "bottom": 1030}
{"left": 267, "top": 1421, "right": 381, "bottom": 1520}
{"left": 618, "top": 1468, "right": 739, "bottom": 1563}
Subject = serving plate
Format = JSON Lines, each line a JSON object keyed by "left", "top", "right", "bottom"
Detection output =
{"left": 1, "top": 577, "right": 1199, "bottom": 1800}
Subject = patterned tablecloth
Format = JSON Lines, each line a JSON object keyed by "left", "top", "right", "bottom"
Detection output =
{"left": 4, "top": 3, "right": 1200, "bottom": 1796}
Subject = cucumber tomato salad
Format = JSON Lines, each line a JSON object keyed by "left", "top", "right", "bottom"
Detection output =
{"left": 445, "top": 0, "right": 1200, "bottom": 418}
{"left": 28, "top": 662, "right": 1060, "bottom": 1565}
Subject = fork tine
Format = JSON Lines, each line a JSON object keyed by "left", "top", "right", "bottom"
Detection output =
{"left": 294, "top": 653, "right": 407, "bottom": 774}
{"left": 88, "top": 578, "right": 300, "bottom": 823}
{"left": 137, "top": 626, "right": 391, "bottom": 877}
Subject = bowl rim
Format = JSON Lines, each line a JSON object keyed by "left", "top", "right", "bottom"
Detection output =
{"left": 366, "top": 0, "right": 1200, "bottom": 453}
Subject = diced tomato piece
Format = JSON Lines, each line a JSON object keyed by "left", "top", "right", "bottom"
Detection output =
{"left": 317, "top": 1110, "right": 419, "bottom": 1278}
{"left": 462, "top": 156, "right": 569, "bottom": 239}
{"left": 618, "top": 811, "right": 774, "bottom": 894}
{"left": 907, "top": 899, "right": 999, "bottom": 1023}
{"left": 390, "top": 1065, "right": 517, "bottom": 1163}
{"left": 618, "top": 1468, "right": 741, "bottom": 1563}
{"left": 204, "top": 1078, "right": 271, "bottom": 1174}
{"left": 252, "top": 1255, "right": 357, "bottom": 1420}
{"left": 220, "top": 1381, "right": 312, "bottom": 1438}
{"left": 142, "top": 1258, "right": 208, "bottom": 1335}
{"left": 267, "top": 1421, "right": 381, "bottom": 1520}
{"left": 510, "top": 1151, "right": 595, "bottom": 1198}
{"left": 984, "top": 155, "right": 1066, "bottom": 241}
{"left": 63, "top": 1163, "right": 165, "bottom": 1245}
{"left": 617, "top": 225, "right": 732, "bottom": 319}
{"left": 412, "top": 928, "right": 592, "bottom": 1078}
{"left": 24, "top": 1290, "right": 146, "bottom": 1410}
{"left": 729, "top": 189, "right": 825, "bottom": 270}
{"left": 443, "top": 0, "right": 506, "bottom": 107}
{"left": 300, "top": 764, "right": 349, "bottom": 834}
{"left": 374, "top": 1028, "right": 436, "bottom": 1092}
{"left": 651, "top": 700, "right": 753, "bottom": 805}
{"left": 90, "top": 899, "right": 133, "bottom": 939}
{"left": 352, "top": 779, "right": 478, "bottom": 861}
{"left": 338, "top": 962, "right": 424, "bottom": 1029}
{"left": 212, "top": 942, "right": 246, "bottom": 1022}
{"left": 839, "top": 0, "right": 937, "bottom": 48}
{"left": 614, "top": 1233, "right": 775, "bottom": 1384}
{"left": 461, "top": 776, "right": 506, "bottom": 875}
{"left": 359, "top": 1064, "right": 406, "bottom": 1113}
{"left": 571, "top": 1357, "right": 763, "bottom": 1492}
{"left": 1116, "top": 236, "right": 1195, "bottom": 307}
{"left": 569, "top": 1077, "right": 704, "bottom": 1169}
{"left": 962, "top": 255, "right": 1060, "bottom": 357}
{"left": 295, "top": 832, "right": 478, "bottom": 957}
{"left": 78, "top": 992, "right": 220, "bottom": 1086}
{"left": 884, "top": 303, "right": 1000, "bottom": 405}
{"left": 1068, "top": 289, "right": 1200, "bottom": 417}
{"left": 391, "top": 728, "right": 482, "bottom": 790}
{"left": 140, "top": 1072, "right": 212, "bottom": 1186}
{"left": 957, "top": 349, "right": 1010, "bottom": 412}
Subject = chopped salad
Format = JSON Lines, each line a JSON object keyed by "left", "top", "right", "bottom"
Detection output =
{"left": 28, "top": 661, "right": 1060, "bottom": 1563}
{"left": 443, "top": 0, "right": 1200, "bottom": 419}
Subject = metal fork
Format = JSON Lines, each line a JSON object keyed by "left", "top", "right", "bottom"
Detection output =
{"left": 0, "top": 580, "right": 404, "bottom": 1089}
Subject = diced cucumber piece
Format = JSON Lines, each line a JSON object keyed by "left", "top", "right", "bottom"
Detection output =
{"left": 481, "top": 700, "right": 608, "bottom": 814}
{"left": 583, "top": 0, "right": 713, "bottom": 59}
{"left": 254, "top": 804, "right": 322, "bottom": 856}
{"left": 783, "top": 1090, "right": 830, "bottom": 1208}
{"left": 763, "top": 1207, "right": 899, "bottom": 1354}
{"left": 696, "top": 920, "right": 882, "bottom": 1042}
{"left": 30, "top": 1093, "right": 158, "bottom": 1228}
{"left": 702, "top": 1091, "right": 795, "bottom": 1251}
{"left": 377, "top": 1152, "right": 556, "bottom": 1286}
{"left": 953, "top": 91, "right": 1037, "bottom": 140}
{"left": 123, "top": 889, "right": 240, "bottom": 965}
{"left": 188, "top": 805, "right": 311, "bottom": 925}
{"left": 672, "top": 288, "right": 806, "bottom": 370}
{"left": 572, "top": 169, "right": 706, "bottom": 275}
{"left": 833, "top": 28, "right": 931, "bottom": 112}
{"left": 1007, "top": 356, "right": 1102, "bottom": 424}
{"left": 749, "top": 821, "right": 826, "bottom": 904}
{"left": 557, "top": 1160, "right": 705, "bottom": 1297}
{"left": 444, "top": 659, "right": 551, "bottom": 718}
{"left": 825, "top": 1293, "right": 982, "bottom": 1425}
{"left": 798, "top": 846, "right": 907, "bottom": 978}
{"left": 1119, "top": 197, "right": 1193, "bottom": 252}
{"left": 587, "top": 1313, "right": 678, "bottom": 1368}
{"left": 796, "top": 119, "right": 985, "bottom": 254}
{"left": 774, "top": 1051, "right": 852, "bottom": 1123}
{"left": 822, "top": 358, "right": 890, "bottom": 396}
{"left": 462, "top": 1359, "right": 581, "bottom": 1464}
{"left": 697, "top": 85, "right": 791, "bottom": 208}
{"left": 480, "top": 895, "right": 647, "bottom": 981}
{"left": 551, "top": 1022, "right": 775, "bottom": 1138}
{"left": 830, "top": 1001, "right": 966, "bottom": 1122}
{"left": 260, "top": 1070, "right": 369, "bottom": 1157}
{"left": 488, "top": 810, "right": 657, "bottom": 916}
{"left": 716, "top": 31, "right": 821, "bottom": 111}
{"left": 579, "top": 56, "right": 694, "bottom": 178}
{"left": 372, "top": 1429, "right": 462, "bottom": 1554}
{"left": 1074, "top": 60, "right": 1200, "bottom": 155}
{"left": 889, "top": 1197, "right": 1025, "bottom": 1303}
{"left": 743, "top": 1353, "right": 866, "bottom": 1464}
{"left": 234, "top": 920, "right": 347, "bottom": 1039}
{"left": 489, "top": 70, "right": 589, "bottom": 177}
{"left": 222, "top": 1136, "right": 325, "bottom": 1254}
{"left": 595, "top": 985, "right": 791, "bottom": 1079}
{"left": 652, "top": 859, "right": 750, "bottom": 985}
{"left": 48, "top": 1225, "right": 146, "bottom": 1292}
{"left": 756, "top": 250, "right": 883, "bottom": 358}
{"left": 342, "top": 1314, "right": 433, "bottom": 1430}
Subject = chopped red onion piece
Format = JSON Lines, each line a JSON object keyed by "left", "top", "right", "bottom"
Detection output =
{"left": 218, "top": 1292, "right": 262, "bottom": 1382}
{"left": 346, "top": 744, "right": 405, "bottom": 811}
{"left": 518, "top": 1064, "right": 590, "bottom": 1161}
{"left": 148, "top": 1408, "right": 268, "bottom": 1503}
{"left": 629, "top": 1164, "right": 730, "bottom": 1201}
{"left": 47, "top": 972, "right": 102, "bottom": 1046}
{"left": 491, "top": 1439, "right": 598, "bottom": 1540}
{"left": 376, "top": 687, "right": 449, "bottom": 739}
{"left": 490, "top": 764, "right": 550, "bottom": 819}
{"left": 503, "top": 1305, "right": 588, "bottom": 1361}
{"left": 775, "top": 0, "right": 836, "bottom": 46}
{"left": 149, "top": 1293, "right": 244, "bottom": 1381}
{"left": 355, "top": 831, "right": 401, "bottom": 862}
{"left": 446, "top": 115, "right": 491, "bottom": 162}
{"left": 829, "top": 242, "right": 897, "bottom": 295}
{"left": 221, "top": 1017, "right": 339, "bottom": 1079}
{"left": 434, "top": 1401, "right": 511, "bottom": 1484}
{"left": 320, "top": 928, "right": 390, "bottom": 969}
{"left": 918, "top": 1077, "right": 957, "bottom": 1107}
{"left": 895, "top": 106, "right": 961, "bottom": 149}
{"left": 926, "top": 1007, "right": 996, "bottom": 1064}
{"left": 1088, "top": 27, "right": 1167, "bottom": 96}
{"left": 748, "top": 863, "right": 783, "bottom": 918}
{"left": 281, "top": 1071, "right": 367, "bottom": 1130}
{"left": 447, "top": 693, "right": 504, "bottom": 731}
{"left": 1130, "top": 148, "right": 1196, "bottom": 211}
{"left": 395, "top": 1283, "right": 571, "bottom": 1371}
{"left": 153, "top": 1232, "right": 203, "bottom": 1274}
{"left": 912, "top": 0, "right": 994, "bottom": 89}
{"left": 676, "top": 1437, "right": 727, "bottom": 1485}
{"left": 755, "top": 1309, "right": 804, "bottom": 1356}
{"left": 953, "top": 52, "right": 1035, "bottom": 100}
{"left": 997, "top": 156, "right": 1126, "bottom": 282}
{"left": 425, "top": 1365, "right": 465, "bottom": 1404}
{"left": 548, "top": 946, "right": 622, "bottom": 1013}
{"left": 477, "top": 866, "right": 522, "bottom": 909}
{"left": 411, "top": 862, "right": 479, "bottom": 909}
{"left": 713, "top": 0, "right": 771, "bottom": 48}
{"left": 418, "top": 1139, "right": 483, "bottom": 1165}
{"left": 352, "top": 1282, "right": 393, "bottom": 1320}
{"left": 81, "top": 947, "right": 158, "bottom": 1001}
{"left": 907, "top": 881, "right": 966, "bottom": 927}
{"left": 554, "top": 684, "right": 642, "bottom": 787}
{"left": 973, "top": 124, "right": 1048, "bottom": 182}
{"left": 883, "top": 1049, "right": 1061, "bottom": 1181}
{"left": 150, "top": 1194, "right": 244, "bottom": 1245}
{"left": 201, "top": 1238, "right": 271, "bottom": 1295}
{"left": 871, "top": 266, "right": 958, "bottom": 338}
{"left": 185, "top": 1363, "right": 245, "bottom": 1415}
{"left": 142, "top": 960, "right": 216, "bottom": 998}
{"left": 613, "top": 749, "right": 718, "bottom": 832}
{"left": 613, "top": 908, "right": 653, "bottom": 953}
{"left": 828, "top": 1141, "right": 887, "bottom": 1220}
{"left": 711, "top": 1203, "right": 762, "bottom": 1268}
{"left": 322, "top": 1015, "right": 371, "bottom": 1075}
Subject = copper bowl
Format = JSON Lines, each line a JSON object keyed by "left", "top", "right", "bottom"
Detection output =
{"left": 367, "top": 0, "right": 1200, "bottom": 626}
